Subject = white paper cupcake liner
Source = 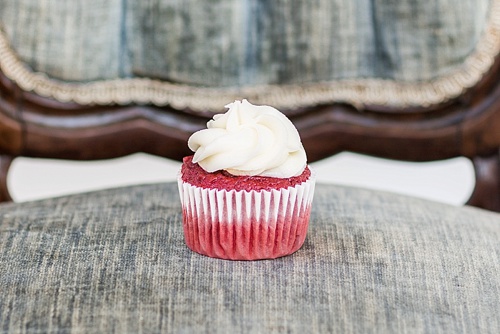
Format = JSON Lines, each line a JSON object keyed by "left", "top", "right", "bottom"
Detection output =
{"left": 178, "top": 171, "right": 315, "bottom": 260}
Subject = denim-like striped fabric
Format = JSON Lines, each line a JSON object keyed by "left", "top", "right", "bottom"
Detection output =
{"left": 0, "top": 0, "right": 492, "bottom": 86}
{"left": 0, "top": 183, "right": 499, "bottom": 333}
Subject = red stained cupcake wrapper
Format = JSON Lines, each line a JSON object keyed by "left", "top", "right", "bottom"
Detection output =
{"left": 178, "top": 172, "right": 315, "bottom": 260}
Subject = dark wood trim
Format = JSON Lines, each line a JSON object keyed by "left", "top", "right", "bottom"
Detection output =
{"left": 0, "top": 55, "right": 499, "bottom": 211}
{"left": 0, "top": 155, "right": 12, "bottom": 202}
{"left": 466, "top": 150, "right": 500, "bottom": 212}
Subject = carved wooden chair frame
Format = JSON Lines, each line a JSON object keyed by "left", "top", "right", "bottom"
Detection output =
{"left": 0, "top": 29, "right": 499, "bottom": 211}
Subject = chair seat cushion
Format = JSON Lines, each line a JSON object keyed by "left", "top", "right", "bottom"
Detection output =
{"left": 1, "top": 0, "right": 499, "bottom": 111}
{"left": 0, "top": 183, "right": 499, "bottom": 333}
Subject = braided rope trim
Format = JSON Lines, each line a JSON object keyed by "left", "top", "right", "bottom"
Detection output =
{"left": 1, "top": 0, "right": 499, "bottom": 113}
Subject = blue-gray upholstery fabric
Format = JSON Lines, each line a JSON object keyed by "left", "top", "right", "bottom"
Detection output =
{"left": 0, "top": 183, "right": 499, "bottom": 333}
{"left": 0, "top": 0, "right": 491, "bottom": 86}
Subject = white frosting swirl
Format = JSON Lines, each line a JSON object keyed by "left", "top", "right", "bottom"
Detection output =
{"left": 188, "top": 99, "right": 307, "bottom": 178}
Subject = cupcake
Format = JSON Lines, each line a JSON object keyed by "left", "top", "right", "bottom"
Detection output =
{"left": 178, "top": 99, "right": 315, "bottom": 260}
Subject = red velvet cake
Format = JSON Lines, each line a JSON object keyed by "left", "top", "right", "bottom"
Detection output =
{"left": 178, "top": 99, "right": 316, "bottom": 260}
{"left": 181, "top": 156, "right": 311, "bottom": 192}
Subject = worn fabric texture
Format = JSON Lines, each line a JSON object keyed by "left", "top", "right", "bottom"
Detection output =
{"left": 0, "top": 0, "right": 491, "bottom": 85}
{"left": 0, "top": 0, "right": 498, "bottom": 111}
{"left": 0, "top": 182, "right": 499, "bottom": 333}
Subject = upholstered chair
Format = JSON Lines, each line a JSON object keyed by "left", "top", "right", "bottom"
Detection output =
{"left": 0, "top": 1, "right": 499, "bottom": 332}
